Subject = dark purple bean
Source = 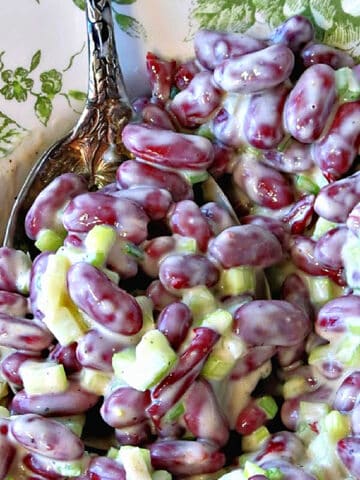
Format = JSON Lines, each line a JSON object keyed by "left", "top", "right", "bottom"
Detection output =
{"left": 347, "top": 202, "right": 360, "bottom": 237}
{"left": 11, "top": 380, "right": 99, "bottom": 416}
{"left": 230, "top": 346, "right": 276, "bottom": 379}
{"left": 244, "top": 84, "right": 289, "bottom": 150}
{"left": 241, "top": 215, "right": 290, "bottom": 251}
{"left": 281, "top": 273, "right": 313, "bottom": 318}
{"left": 1, "top": 352, "right": 40, "bottom": 386}
{"left": 115, "top": 421, "right": 151, "bottom": 446}
{"left": 150, "top": 439, "right": 225, "bottom": 476}
{"left": 208, "top": 225, "right": 283, "bottom": 269}
{"left": 0, "top": 290, "right": 28, "bottom": 316}
{"left": 200, "top": 202, "right": 235, "bottom": 235}
{"left": 301, "top": 43, "right": 355, "bottom": 69}
{"left": 25, "top": 173, "right": 87, "bottom": 240}
{"left": 184, "top": 379, "right": 229, "bottom": 447}
{"left": 314, "top": 172, "right": 360, "bottom": 223}
{"left": 122, "top": 123, "right": 214, "bottom": 171}
{"left": 0, "top": 434, "right": 16, "bottom": 480}
{"left": 284, "top": 64, "right": 336, "bottom": 143}
{"left": 233, "top": 300, "right": 310, "bottom": 346}
{"left": 316, "top": 295, "right": 360, "bottom": 341}
{"left": 23, "top": 453, "right": 68, "bottom": 480}
{"left": 170, "top": 71, "right": 223, "bottom": 127}
{"left": 146, "top": 280, "right": 178, "bottom": 311}
{"left": 194, "top": 29, "right": 266, "bottom": 70}
{"left": 76, "top": 329, "right": 124, "bottom": 372}
{"left": 233, "top": 157, "right": 294, "bottom": 209}
{"left": 84, "top": 456, "right": 126, "bottom": 480}
{"left": 49, "top": 343, "right": 82, "bottom": 374}
{"left": 0, "top": 313, "right": 53, "bottom": 351}
{"left": 314, "top": 226, "right": 348, "bottom": 270}
{"left": 0, "top": 247, "right": 31, "bottom": 294}
{"left": 337, "top": 436, "right": 360, "bottom": 478}
{"left": 260, "top": 460, "right": 316, "bottom": 480}
{"left": 270, "top": 15, "right": 314, "bottom": 52}
{"left": 141, "top": 236, "right": 176, "bottom": 278}
{"left": 261, "top": 140, "right": 314, "bottom": 173}
{"left": 67, "top": 262, "right": 143, "bottom": 335}
{"left": 157, "top": 301, "right": 192, "bottom": 349}
{"left": 101, "top": 387, "right": 150, "bottom": 428}
{"left": 333, "top": 371, "right": 360, "bottom": 412}
{"left": 11, "top": 414, "right": 84, "bottom": 460}
{"left": 213, "top": 44, "right": 294, "bottom": 93}
{"left": 282, "top": 195, "right": 315, "bottom": 235}
{"left": 116, "top": 160, "right": 193, "bottom": 202}
{"left": 107, "top": 238, "right": 138, "bottom": 279}
{"left": 141, "top": 103, "right": 175, "bottom": 130}
{"left": 62, "top": 193, "right": 149, "bottom": 244}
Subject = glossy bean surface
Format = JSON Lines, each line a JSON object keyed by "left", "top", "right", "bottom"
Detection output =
{"left": 301, "top": 43, "right": 355, "bottom": 69}
{"left": 101, "top": 387, "right": 150, "bottom": 428}
{"left": 314, "top": 226, "right": 348, "bottom": 269}
{"left": 0, "top": 290, "right": 28, "bottom": 316}
{"left": 0, "top": 313, "right": 53, "bottom": 351}
{"left": 270, "top": 15, "right": 314, "bottom": 52}
{"left": 157, "top": 301, "right": 192, "bottom": 349}
{"left": 316, "top": 295, "right": 360, "bottom": 340}
{"left": 76, "top": 329, "right": 124, "bottom": 372}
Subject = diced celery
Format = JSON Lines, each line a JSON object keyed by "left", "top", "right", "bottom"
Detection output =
{"left": 152, "top": 471, "right": 172, "bottom": 480}
{"left": 323, "top": 410, "right": 350, "bottom": 442}
{"left": 182, "top": 170, "right": 209, "bottom": 185}
{"left": 335, "top": 335, "right": 360, "bottom": 367}
{"left": 51, "top": 457, "right": 88, "bottom": 477}
{"left": 305, "top": 275, "right": 336, "bottom": 308}
{"left": 84, "top": 225, "right": 117, "bottom": 267}
{"left": 241, "top": 426, "right": 270, "bottom": 452}
{"left": 182, "top": 286, "right": 217, "bottom": 324}
{"left": 266, "top": 467, "right": 284, "bottom": 480}
{"left": 307, "top": 432, "right": 346, "bottom": 477}
{"left": 202, "top": 334, "right": 245, "bottom": 381}
{"left": 0, "top": 380, "right": 8, "bottom": 400}
{"left": 312, "top": 217, "right": 338, "bottom": 240}
{"left": 244, "top": 461, "right": 267, "bottom": 478}
{"left": 37, "top": 253, "right": 71, "bottom": 314}
{"left": 80, "top": 368, "right": 112, "bottom": 396}
{"left": 135, "top": 296, "right": 155, "bottom": 333}
{"left": 256, "top": 396, "right": 278, "bottom": 420}
{"left": 196, "top": 122, "right": 215, "bottom": 141}
{"left": 164, "top": 402, "right": 185, "bottom": 423}
{"left": 335, "top": 66, "right": 360, "bottom": 102}
{"left": 19, "top": 361, "right": 68, "bottom": 395}
{"left": 346, "top": 316, "right": 360, "bottom": 335}
{"left": 122, "top": 242, "right": 144, "bottom": 260}
{"left": 35, "top": 228, "right": 65, "bottom": 252}
{"left": 107, "top": 447, "right": 119, "bottom": 459}
{"left": 117, "top": 446, "right": 153, "bottom": 480}
{"left": 54, "top": 415, "right": 86, "bottom": 437}
{"left": 201, "top": 309, "right": 233, "bottom": 334}
{"left": 0, "top": 406, "right": 9, "bottom": 418}
{"left": 175, "top": 236, "right": 198, "bottom": 254}
{"left": 308, "top": 344, "right": 332, "bottom": 367}
{"left": 202, "top": 355, "right": 235, "bottom": 381}
{"left": 218, "top": 266, "right": 256, "bottom": 297}
{"left": 294, "top": 174, "right": 320, "bottom": 195}
{"left": 282, "top": 376, "right": 309, "bottom": 399}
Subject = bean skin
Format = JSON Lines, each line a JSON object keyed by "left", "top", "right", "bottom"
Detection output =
{"left": 260, "top": 460, "right": 317, "bottom": 480}
{"left": 141, "top": 103, "right": 175, "bottom": 130}
{"left": 84, "top": 456, "right": 126, "bottom": 480}
{"left": 333, "top": 371, "right": 360, "bottom": 412}
{"left": 141, "top": 236, "right": 176, "bottom": 278}
{"left": 49, "top": 343, "right": 81, "bottom": 374}
{"left": 23, "top": 453, "right": 71, "bottom": 480}
{"left": 146, "top": 280, "right": 179, "bottom": 311}
{"left": 213, "top": 44, "right": 294, "bottom": 93}
{"left": 255, "top": 431, "right": 306, "bottom": 464}
{"left": 10, "top": 414, "right": 84, "bottom": 461}
{"left": 29, "top": 251, "right": 50, "bottom": 320}
{"left": 301, "top": 43, "right": 355, "bottom": 69}
{"left": 200, "top": 202, "right": 236, "bottom": 235}
{"left": 233, "top": 300, "right": 310, "bottom": 346}
{"left": 316, "top": 295, "right": 360, "bottom": 341}
{"left": 241, "top": 215, "right": 290, "bottom": 251}
{"left": 281, "top": 194, "right": 315, "bottom": 235}
{"left": 314, "top": 226, "right": 348, "bottom": 270}
{"left": 157, "top": 301, "right": 192, "bottom": 350}
{"left": 0, "top": 290, "right": 29, "bottom": 317}
{"left": 230, "top": 346, "right": 276, "bottom": 379}
{"left": 1, "top": 352, "right": 40, "bottom": 387}
{"left": 122, "top": 123, "right": 214, "bottom": 171}
{"left": 115, "top": 421, "right": 152, "bottom": 447}
{"left": 270, "top": 15, "right": 314, "bottom": 52}
{"left": 146, "top": 52, "right": 175, "bottom": 103}
{"left": 347, "top": 202, "right": 360, "bottom": 237}
{"left": 0, "top": 313, "right": 53, "bottom": 351}
{"left": 0, "top": 434, "right": 16, "bottom": 480}
{"left": 0, "top": 247, "right": 31, "bottom": 294}
{"left": 101, "top": 387, "right": 150, "bottom": 428}
{"left": 261, "top": 140, "right": 314, "bottom": 173}
{"left": 67, "top": 262, "right": 143, "bottom": 335}
{"left": 174, "top": 60, "right": 200, "bottom": 90}
{"left": 76, "top": 329, "right": 124, "bottom": 372}
{"left": 281, "top": 273, "right": 313, "bottom": 319}
{"left": 337, "top": 436, "right": 360, "bottom": 478}
{"left": 208, "top": 225, "right": 283, "bottom": 269}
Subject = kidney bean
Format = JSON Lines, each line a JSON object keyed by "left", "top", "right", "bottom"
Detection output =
{"left": 347, "top": 202, "right": 360, "bottom": 237}
{"left": 122, "top": 123, "right": 214, "bottom": 171}
{"left": 174, "top": 60, "right": 200, "bottom": 90}
{"left": 235, "top": 398, "right": 268, "bottom": 436}
{"left": 49, "top": 342, "right": 81, "bottom": 374}
{"left": 194, "top": 29, "right": 266, "bottom": 70}
{"left": 244, "top": 83, "right": 289, "bottom": 150}
{"left": 29, "top": 252, "right": 50, "bottom": 320}
{"left": 312, "top": 100, "right": 360, "bottom": 179}
{"left": 141, "top": 103, "right": 175, "bottom": 130}
{"left": 260, "top": 460, "right": 317, "bottom": 480}
{"left": 150, "top": 439, "right": 225, "bottom": 476}
{"left": 141, "top": 236, "right": 176, "bottom": 278}
{"left": 148, "top": 327, "right": 219, "bottom": 424}
{"left": 208, "top": 225, "right": 283, "bottom": 269}
{"left": 230, "top": 346, "right": 276, "bottom": 379}
{"left": 281, "top": 194, "right": 315, "bottom": 234}
{"left": 115, "top": 420, "right": 152, "bottom": 446}
{"left": 159, "top": 253, "right": 219, "bottom": 293}
{"left": 0, "top": 290, "right": 29, "bottom": 316}
{"left": 84, "top": 456, "right": 126, "bottom": 480}
{"left": 281, "top": 273, "right": 313, "bottom": 319}
{"left": 168, "top": 200, "right": 213, "bottom": 252}
{"left": 233, "top": 300, "right": 310, "bottom": 346}
{"left": 255, "top": 431, "right": 306, "bottom": 464}
{"left": 0, "top": 247, "right": 31, "bottom": 294}
{"left": 0, "top": 434, "right": 16, "bottom": 480}
{"left": 146, "top": 52, "right": 176, "bottom": 103}
{"left": 316, "top": 294, "right": 360, "bottom": 341}
{"left": 314, "top": 226, "right": 348, "bottom": 269}
{"left": 146, "top": 280, "right": 179, "bottom": 311}
{"left": 157, "top": 302, "right": 192, "bottom": 350}
{"left": 209, "top": 142, "right": 234, "bottom": 179}
{"left": 241, "top": 215, "right": 290, "bottom": 251}
{"left": 270, "top": 15, "right": 314, "bottom": 52}
{"left": 25, "top": 173, "right": 87, "bottom": 240}
{"left": 0, "top": 313, "right": 53, "bottom": 351}
{"left": 11, "top": 380, "right": 99, "bottom": 416}
{"left": 200, "top": 202, "right": 235, "bottom": 236}
{"left": 337, "top": 436, "right": 360, "bottom": 478}
{"left": 233, "top": 157, "right": 294, "bottom": 209}
{"left": 62, "top": 193, "right": 149, "bottom": 244}
{"left": 170, "top": 71, "right": 223, "bottom": 127}
{"left": 301, "top": 43, "right": 355, "bottom": 69}
{"left": 76, "top": 329, "right": 124, "bottom": 372}
{"left": 1, "top": 352, "right": 40, "bottom": 387}
{"left": 211, "top": 97, "right": 245, "bottom": 148}
{"left": 101, "top": 387, "right": 150, "bottom": 428}
{"left": 284, "top": 64, "right": 336, "bottom": 143}
{"left": 116, "top": 160, "right": 193, "bottom": 202}
{"left": 23, "top": 453, "right": 70, "bottom": 480}
{"left": 67, "top": 262, "right": 143, "bottom": 335}
{"left": 11, "top": 414, "right": 84, "bottom": 460}
{"left": 333, "top": 371, "right": 360, "bottom": 412}
{"left": 213, "top": 44, "right": 294, "bottom": 93}
{"left": 107, "top": 238, "right": 138, "bottom": 279}
{"left": 261, "top": 140, "right": 314, "bottom": 173}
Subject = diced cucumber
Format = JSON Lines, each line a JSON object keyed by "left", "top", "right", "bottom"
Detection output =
{"left": 84, "top": 225, "right": 117, "bottom": 267}
{"left": 54, "top": 415, "right": 86, "bottom": 437}
{"left": 304, "top": 275, "right": 336, "bottom": 308}
{"left": 35, "top": 228, "right": 66, "bottom": 252}
{"left": 80, "top": 368, "right": 112, "bottom": 396}
{"left": 0, "top": 406, "right": 9, "bottom": 418}
{"left": 201, "top": 309, "right": 233, "bottom": 334}
{"left": 241, "top": 426, "right": 270, "bottom": 452}
{"left": 117, "top": 446, "right": 153, "bottom": 480}
{"left": 19, "top": 361, "right": 68, "bottom": 395}
{"left": 48, "top": 456, "right": 88, "bottom": 477}
{"left": 175, "top": 236, "right": 198, "bottom": 254}
{"left": 196, "top": 122, "right": 215, "bottom": 141}
{"left": 122, "top": 241, "right": 144, "bottom": 260}
{"left": 335, "top": 335, "right": 360, "bottom": 367}
{"left": 294, "top": 174, "right": 320, "bottom": 195}
{"left": 256, "top": 396, "right": 278, "bottom": 420}
{"left": 182, "top": 286, "right": 217, "bottom": 324}
{"left": 299, "top": 401, "right": 330, "bottom": 426}
{"left": 265, "top": 468, "right": 283, "bottom": 480}
{"left": 37, "top": 253, "right": 71, "bottom": 313}
{"left": 244, "top": 461, "right": 267, "bottom": 479}
{"left": 135, "top": 296, "right": 155, "bottom": 333}
{"left": 323, "top": 410, "right": 350, "bottom": 442}
{"left": 43, "top": 305, "right": 88, "bottom": 346}
{"left": 218, "top": 470, "right": 246, "bottom": 480}
{"left": 312, "top": 217, "right": 338, "bottom": 240}
{"left": 182, "top": 169, "right": 209, "bottom": 185}
{"left": 218, "top": 266, "right": 256, "bottom": 298}
{"left": 202, "top": 334, "right": 245, "bottom": 381}
{"left": 282, "top": 375, "right": 309, "bottom": 399}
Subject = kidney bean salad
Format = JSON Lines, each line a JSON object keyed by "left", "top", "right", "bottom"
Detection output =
{"left": 0, "top": 14, "right": 360, "bottom": 480}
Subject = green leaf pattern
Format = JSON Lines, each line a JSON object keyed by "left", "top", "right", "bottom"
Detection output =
{"left": 0, "top": 112, "right": 27, "bottom": 156}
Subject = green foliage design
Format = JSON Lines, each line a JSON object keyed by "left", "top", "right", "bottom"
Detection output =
{"left": 0, "top": 112, "right": 27, "bottom": 156}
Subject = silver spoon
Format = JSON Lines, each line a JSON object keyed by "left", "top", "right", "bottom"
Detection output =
{"left": 4, "top": 0, "right": 132, "bottom": 251}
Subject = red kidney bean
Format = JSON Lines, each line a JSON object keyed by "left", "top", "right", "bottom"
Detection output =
{"left": 0, "top": 247, "right": 31, "bottom": 294}
{"left": 67, "top": 262, "right": 143, "bottom": 335}
{"left": 63, "top": 231, "right": 86, "bottom": 248}
{"left": 301, "top": 42, "right": 355, "bottom": 69}
{"left": 314, "top": 226, "right": 348, "bottom": 270}
{"left": 132, "top": 95, "right": 150, "bottom": 114}
{"left": 157, "top": 301, "right": 192, "bottom": 350}
{"left": 255, "top": 431, "right": 306, "bottom": 464}
{"left": 347, "top": 202, "right": 360, "bottom": 237}
{"left": 116, "top": 160, "right": 193, "bottom": 202}
{"left": 107, "top": 238, "right": 138, "bottom": 279}
{"left": 76, "top": 329, "right": 124, "bottom": 372}
{"left": 208, "top": 225, "right": 283, "bottom": 269}
{"left": 284, "top": 64, "right": 336, "bottom": 143}
{"left": 0, "top": 313, "right": 53, "bottom": 351}
{"left": 281, "top": 194, "right": 315, "bottom": 235}
{"left": 244, "top": 83, "right": 289, "bottom": 150}
{"left": 122, "top": 123, "right": 214, "bottom": 171}
{"left": 281, "top": 273, "right": 313, "bottom": 319}
{"left": 159, "top": 253, "right": 219, "bottom": 293}
{"left": 148, "top": 327, "right": 219, "bottom": 424}
{"left": 230, "top": 346, "right": 276, "bottom": 379}
{"left": 261, "top": 140, "right": 314, "bottom": 173}
{"left": 146, "top": 280, "right": 179, "bottom": 311}
{"left": 11, "top": 380, "right": 99, "bottom": 416}
{"left": 211, "top": 101, "right": 244, "bottom": 148}
{"left": 194, "top": 29, "right": 266, "bottom": 70}
{"left": 1, "top": 352, "right": 40, "bottom": 387}
{"left": 248, "top": 476, "right": 268, "bottom": 480}
{"left": 235, "top": 398, "right": 268, "bottom": 436}
{"left": 0, "top": 290, "right": 29, "bottom": 316}
{"left": 141, "top": 103, "right": 175, "bottom": 130}
{"left": 150, "top": 439, "right": 225, "bottom": 476}
{"left": 270, "top": 15, "right": 314, "bottom": 52}
{"left": 333, "top": 371, "right": 360, "bottom": 412}
{"left": 312, "top": 100, "right": 360, "bottom": 179}
{"left": 168, "top": 200, "right": 213, "bottom": 252}
{"left": 184, "top": 379, "right": 229, "bottom": 447}
{"left": 200, "top": 202, "right": 235, "bottom": 235}
{"left": 314, "top": 172, "right": 360, "bottom": 223}
{"left": 241, "top": 215, "right": 290, "bottom": 251}
{"left": 0, "top": 434, "right": 16, "bottom": 480}
{"left": 108, "top": 186, "right": 172, "bottom": 220}
{"left": 29, "top": 251, "right": 50, "bottom": 320}
{"left": 260, "top": 460, "right": 317, "bottom": 480}
{"left": 84, "top": 456, "right": 126, "bottom": 480}
{"left": 141, "top": 236, "right": 176, "bottom": 278}
{"left": 25, "top": 173, "right": 87, "bottom": 240}
{"left": 209, "top": 142, "right": 234, "bottom": 179}
{"left": 233, "top": 157, "right": 294, "bottom": 209}
{"left": 115, "top": 421, "right": 152, "bottom": 446}
{"left": 213, "top": 44, "right": 294, "bottom": 93}
{"left": 101, "top": 387, "right": 150, "bottom": 428}
{"left": 62, "top": 193, "right": 149, "bottom": 244}
{"left": 174, "top": 60, "right": 199, "bottom": 90}
{"left": 233, "top": 300, "right": 310, "bottom": 346}
{"left": 146, "top": 52, "right": 176, "bottom": 103}
{"left": 11, "top": 414, "right": 84, "bottom": 460}
{"left": 23, "top": 453, "right": 68, "bottom": 480}
{"left": 337, "top": 436, "right": 360, "bottom": 478}
{"left": 316, "top": 294, "right": 360, "bottom": 341}
{"left": 170, "top": 71, "right": 223, "bottom": 127}
{"left": 49, "top": 342, "right": 81, "bottom": 374}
